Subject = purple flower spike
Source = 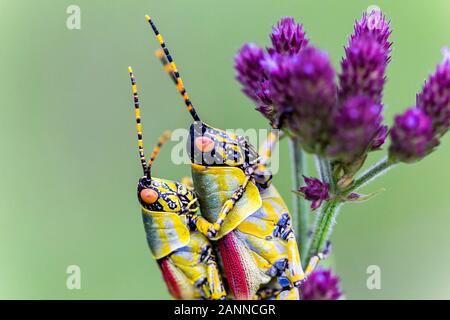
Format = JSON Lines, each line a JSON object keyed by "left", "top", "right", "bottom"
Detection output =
{"left": 327, "top": 95, "right": 384, "bottom": 162}
{"left": 235, "top": 43, "right": 267, "bottom": 101}
{"left": 301, "top": 268, "right": 343, "bottom": 300}
{"left": 265, "top": 46, "right": 338, "bottom": 152}
{"left": 270, "top": 16, "right": 308, "bottom": 55}
{"left": 340, "top": 10, "right": 391, "bottom": 104}
{"left": 389, "top": 108, "right": 439, "bottom": 163}
{"left": 353, "top": 9, "right": 392, "bottom": 54}
{"left": 299, "top": 176, "right": 330, "bottom": 210}
{"left": 416, "top": 54, "right": 450, "bottom": 136}
{"left": 339, "top": 35, "right": 388, "bottom": 104}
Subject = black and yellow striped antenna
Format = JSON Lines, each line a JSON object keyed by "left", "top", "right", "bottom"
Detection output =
{"left": 145, "top": 14, "right": 201, "bottom": 122}
{"left": 147, "top": 130, "right": 171, "bottom": 172}
{"left": 155, "top": 49, "right": 177, "bottom": 84}
{"left": 128, "top": 66, "right": 149, "bottom": 177}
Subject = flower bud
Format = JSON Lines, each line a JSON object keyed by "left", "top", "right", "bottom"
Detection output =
{"left": 326, "top": 95, "right": 384, "bottom": 162}
{"left": 298, "top": 176, "right": 330, "bottom": 210}
{"left": 389, "top": 108, "right": 439, "bottom": 163}
{"left": 270, "top": 16, "right": 308, "bottom": 55}
{"left": 264, "top": 47, "right": 338, "bottom": 152}
{"left": 235, "top": 43, "right": 267, "bottom": 101}
{"left": 339, "top": 35, "right": 388, "bottom": 104}
{"left": 353, "top": 9, "right": 392, "bottom": 54}
{"left": 339, "top": 10, "right": 391, "bottom": 104}
{"left": 416, "top": 52, "right": 450, "bottom": 136}
{"left": 301, "top": 268, "right": 342, "bottom": 300}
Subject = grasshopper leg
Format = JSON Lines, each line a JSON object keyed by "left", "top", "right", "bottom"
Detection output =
{"left": 205, "top": 176, "right": 252, "bottom": 238}
{"left": 276, "top": 286, "right": 300, "bottom": 300}
{"left": 252, "top": 130, "right": 279, "bottom": 189}
{"left": 285, "top": 233, "right": 306, "bottom": 286}
{"left": 205, "top": 259, "right": 227, "bottom": 300}
{"left": 272, "top": 213, "right": 306, "bottom": 287}
{"left": 256, "top": 274, "right": 300, "bottom": 300}
{"left": 304, "top": 241, "right": 331, "bottom": 277}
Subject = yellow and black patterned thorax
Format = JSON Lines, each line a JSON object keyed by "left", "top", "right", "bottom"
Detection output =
{"left": 138, "top": 176, "right": 198, "bottom": 259}
{"left": 188, "top": 121, "right": 258, "bottom": 169}
{"left": 137, "top": 176, "right": 197, "bottom": 214}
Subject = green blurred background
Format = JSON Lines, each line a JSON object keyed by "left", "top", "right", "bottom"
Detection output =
{"left": 0, "top": 0, "right": 449, "bottom": 299}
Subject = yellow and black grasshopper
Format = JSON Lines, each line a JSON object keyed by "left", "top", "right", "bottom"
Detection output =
{"left": 145, "top": 15, "right": 329, "bottom": 300}
{"left": 128, "top": 67, "right": 226, "bottom": 300}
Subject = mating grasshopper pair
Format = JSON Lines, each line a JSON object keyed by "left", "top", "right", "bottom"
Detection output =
{"left": 128, "top": 15, "right": 327, "bottom": 300}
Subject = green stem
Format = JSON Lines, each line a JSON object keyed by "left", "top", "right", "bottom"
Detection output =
{"left": 303, "top": 156, "right": 335, "bottom": 265}
{"left": 288, "top": 137, "right": 310, "bottom": 264}
{"left": 302, "top": 156, "right": 397, "bottom": 268}
{"left": 307, "top": 200, "right": 341, "bottom": 261}
{"left": 344, "top": 156, "right": 396, "bottom": 195}
{"left": 306, "top": 156, "right": 396, "bottom": 262}
{"left": 315, "top": 156, "right": 334, "bottom": 189}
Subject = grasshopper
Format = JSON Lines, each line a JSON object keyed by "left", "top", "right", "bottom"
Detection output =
{"left": 144, "top": 15, "right": 328, "bottom": 300}
{"left": 128, "top": 67, "right": 226, "bottom": 300}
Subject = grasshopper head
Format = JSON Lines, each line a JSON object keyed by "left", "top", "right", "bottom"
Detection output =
{"left": 187, "top": 121, "right": 258, "bottom": 168}
{"left": 137, "top": 176, "right": 198, "bottom": 214}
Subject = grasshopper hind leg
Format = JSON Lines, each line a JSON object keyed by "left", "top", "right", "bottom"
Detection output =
{"left": 201, "top": 245, "right": 227, "bottom": 300}
{"left": 272, "top": 213, "right": 306, "bottom": 286}
{"left": 255, "top": 276, "right": 300, "bottom": 300}
{"left": 304, "top": 241, "right": 331, "bottom": 277}
{"left": 169, "top": 234, "right": 227, "bottom": 300}
{"left": 158, "top": 257, "right": 199, "bottom": 299}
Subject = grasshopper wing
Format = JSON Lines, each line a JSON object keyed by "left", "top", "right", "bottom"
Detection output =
{"left": 142, "top": 209, "right": 190, "bottom": 259}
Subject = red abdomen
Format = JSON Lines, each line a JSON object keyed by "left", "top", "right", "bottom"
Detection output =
{"left": 158, "top": 258, "right": 183, "bottom": 299}
{"left": 217, "top": 232, "right": 255, "bottom": 300}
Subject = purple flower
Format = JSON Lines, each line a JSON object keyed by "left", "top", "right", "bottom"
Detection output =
{"left": 264, "top": 47, "right": 338, "bottom": 152}
{"left": 339, "top": 35, "right": 388, "bottom": 104}
{"left": 270, "top": 16, "right": 308, "bottom": 55}
{"left": 339, "top": 10, "right": 391, "bottom": 104}
{"left": 261, "top": 53, "right": 292, "bottom": 111}
{"left": 255, "top": 104, "right": 277, "bottom": 124}
{"left": 416, "top": 54, "right": 450, "bottom": 136}
{"left": 299, "top": 176, "right": 330, "bottom": 210}
{"left": 251, "top": 79, "right": 278, "bottom": 124}
{"left": 352, "top": 9, "right": 392, "bottom": 54}
{"left": 389, "top": 108, "right": 439, "bottom": 163}
{"left": 235, "top": 43, "right": 267, "bottom": 101}
{"left": 301, "top": 268, "right": 342, "bottom": 300}
{"left": 255, "top": 79, "right": 273, "bottom": 106}
{"left": 371, "top": 125, "right": 389, "bottom": 150}
{"left": 326, "top": 95, "right": 384, "bottom": 162}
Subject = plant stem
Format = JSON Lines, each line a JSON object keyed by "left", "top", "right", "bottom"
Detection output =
{"left": 307, "top": 199, "right": 341, "bottom": 261}
{"left": 305, "top": 156, "right": 396, "bottom": 263}
{"left": 315, "top": 155, "right": 334, "bottom": 189}
{"left": 303, "top": 156, "right": 336, "bottom": 265}
{"left": 289, "top": 137, "right": 310, "bottom": 264}
{"left": 344, "top": 156, "right": 396, "bottom": 194}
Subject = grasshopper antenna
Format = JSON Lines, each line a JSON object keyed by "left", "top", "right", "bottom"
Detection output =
{"left": 128, "top": 66, "right": 151, "bottom": 178}
{"left": 147, "top": 130, "right": 172, "bottom": 174}
{"left": 145, "top": 15, "right": 201, "bottom": 122}
{"left": 155, "top": 49, "right": 177, "bottom": 84}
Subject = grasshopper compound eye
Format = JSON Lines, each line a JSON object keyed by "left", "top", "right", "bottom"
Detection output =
{"left": 195, "top": 136, "right": 215, "bottom": 152}
{"left": 140, "top": 189, "right": 159, "bottom": 204}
